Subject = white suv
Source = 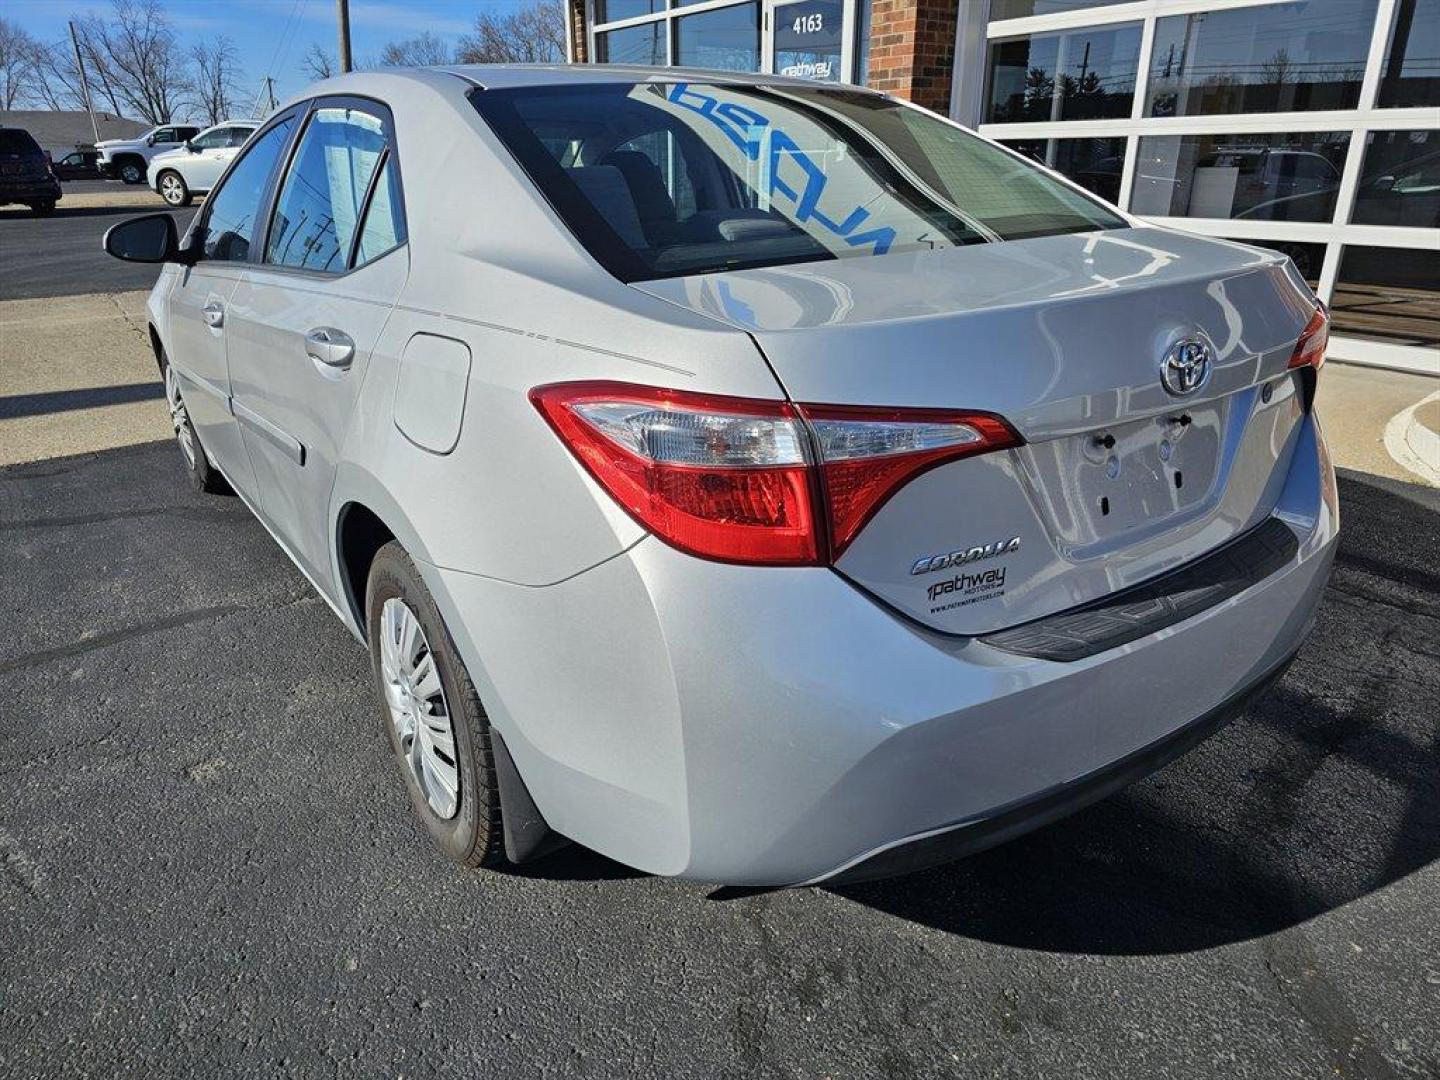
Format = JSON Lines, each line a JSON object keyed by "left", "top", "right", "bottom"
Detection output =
{"left": 96, "top": 124, "right": 201, "bottom": 185}
{"left": 149, "top": 121, "right": 259, "bottom": 206}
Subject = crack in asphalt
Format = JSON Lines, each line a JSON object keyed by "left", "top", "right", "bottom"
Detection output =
{"left": 0, "top": 604, "right": 246, "bottom": 676}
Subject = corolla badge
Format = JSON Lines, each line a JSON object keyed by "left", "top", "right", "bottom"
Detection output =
{"left": 1161, "top": 337, "right": 1212, "bottom": 396}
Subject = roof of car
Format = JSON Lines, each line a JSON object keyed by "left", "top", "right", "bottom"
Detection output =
{"left": 280, "top": 63, "right": 869, "bottom": 108}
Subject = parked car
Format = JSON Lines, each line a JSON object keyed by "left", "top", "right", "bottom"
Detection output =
{"left": 1192, "top": 148, "right": 1341, "bottom": 220}
{"left": 96, "top": 123, "right": 200, "bottom": 185}
{"left": 0, "top": 127, "right": 61, "bottom": 214}
{"left": 149, "top": 120, "right": 259, "bottom": 206}
{"left": 52, "top": 148, "right": 101, "bottom": 181}
{"left": 102, "top": 68, "right": 1337, "bottom": 887}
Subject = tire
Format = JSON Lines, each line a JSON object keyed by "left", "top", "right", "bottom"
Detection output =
{"left": 29, "top": 201, "right": 56, "bottom": 215}
{"left": 157, "top": 170, "right": 190, "bottom": 207}
{"left": 366, "top": 542, "right": 505, "bottom": 869}
{"left": 118, "top": 159, "right": 145, "bottom": 185}
{"left": 161, "top": 353, "right": 230, "bottom": 494}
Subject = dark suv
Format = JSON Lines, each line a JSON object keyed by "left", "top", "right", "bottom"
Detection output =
{"left": 0, "top": 127, "right": 61, "bottom": 215}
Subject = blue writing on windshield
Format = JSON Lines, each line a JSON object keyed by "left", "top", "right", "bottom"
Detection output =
{"left": 667, "top": 83, "right": 896, "bottom": 256}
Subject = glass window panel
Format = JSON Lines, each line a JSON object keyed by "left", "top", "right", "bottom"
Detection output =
{"left": 200, "top": 116, "right": 295, "bottom": 262}
{"left": 1131, "top": 132, "right": 1349, "bottom": 222}
{"left": 1353, "top": 129, "right": 1440, "bottom": 228}
{"left": 991, "top": 0, "right": 1123, "bottom": 18}
{"left": 999, "top": 137, "right": 1127, "bottom": 203}
{"left": 674, "top": 4, "right": 760, "bottom": 71}
{"left": 1219, "top": 237, "right": 1325, "bottom": 287}
{"left": 355, "top": 157, "right": 407, "bottom": 265}
{"left": 597, "top": 22, "right": 666, "bottom": 64}
{"left": 1332, "top": 246, "right": 1440, "bottom": 350}
{"left": 1147, "top": 0, "right": 1378, "bottom": 118}
{"left": 266, "top": 107, "right": 388, "bottom": 273}
{"left": 986, "top": 23, "right": 1142, "bottom": 124}
{"left": 473, "top": 82, "right": 1123, "bottom": 281}
{"left": 595, "top": 0, "right": 664, "bottom": 22}
{"left": 1379, "top": 0, "right": 1440, "bottom": 107}
{"left": 774, "top": 0, "right": 845, "bottom": 83}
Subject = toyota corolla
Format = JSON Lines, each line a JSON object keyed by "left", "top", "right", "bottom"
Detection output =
{"left": 102, "top": 66, "right": 1338, "bottom": 886}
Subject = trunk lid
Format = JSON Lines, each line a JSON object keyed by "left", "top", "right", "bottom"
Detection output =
{"left": 632, "top": 226, "right": 1319, "bottom": 636}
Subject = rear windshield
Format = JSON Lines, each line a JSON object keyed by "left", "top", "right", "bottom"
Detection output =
{"left": 471, "top": 82, "right": 1125, "bottom": 281}
{"left": 0, "top": 129, "right": 42, "bottom": 156}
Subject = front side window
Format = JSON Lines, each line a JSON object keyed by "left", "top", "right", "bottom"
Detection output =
{"left": 228, "top": 127, "right": 258, "bottom": 147}
{"left": 265, "top": 106, "right": 390, "bottom": 272}
{"left": 473, "top": 82, "right": 1124, "bottom": 282}
{"left": 199, "top": 114, "right": 297, "bottom": 262}
{"left": 190, "top": 128, "right": 228, "bottom": 151}
{"left": 1147, "top": 0, "right": 1379, "bottom": 118}
{"left": 152, "top": 127, "right": 176, "bottom": 143}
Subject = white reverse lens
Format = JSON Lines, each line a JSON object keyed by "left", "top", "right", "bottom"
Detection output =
{"left": 808, "top": 419, "right": 983, "bottom": 462}
{"left": 574, "top": 402, "right": 807, "bottom": 467}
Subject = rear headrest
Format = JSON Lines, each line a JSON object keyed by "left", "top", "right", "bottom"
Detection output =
{"left": 567, "top": 165, "right": 646, "bottom": 249}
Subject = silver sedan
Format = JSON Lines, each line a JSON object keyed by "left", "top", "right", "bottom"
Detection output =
{"left": 103, "top": 66, "right": 1337, "bottom": 886}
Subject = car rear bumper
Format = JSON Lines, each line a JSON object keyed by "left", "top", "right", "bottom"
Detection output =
{"left": 427, "top": 412, "right": 1338, "bottom": 886}
{"left": 0, "top": 176, "right": 61, "bottom": 202}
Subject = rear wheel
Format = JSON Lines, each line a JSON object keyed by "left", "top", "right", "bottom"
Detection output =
{"left": 162, "top": 356, "right": 229, "bottom": 494}
{"left": 157, "top": 170, "right": 190, "bottom": 207}
{"left": 118, "top": 159, "right": 144, "bottom": 185}
{"left": 366, "top": 542, "right": 505, "bottom": 869}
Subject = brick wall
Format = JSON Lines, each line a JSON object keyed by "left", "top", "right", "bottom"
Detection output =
{"left": 567, "top": 0, "right": 589, "bottom": 62}
{"left": 865, "top": 0, "right": 960, "bottom": 114}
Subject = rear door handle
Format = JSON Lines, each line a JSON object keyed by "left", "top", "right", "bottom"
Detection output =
{"left": 305, "top": 327, "right": 355, "bottom": 369}
{"left": 202, "top": 301, "right": 224, "bottom": 328}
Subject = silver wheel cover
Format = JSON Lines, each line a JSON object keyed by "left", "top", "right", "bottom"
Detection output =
{"left": 164, "top": 364, "right": 197, "bottom": 469}
{"left": 160, "top": 174, "right": 183, "bottom": 203}
{"left": 379, "top": 598, "right": 460, "bottom": 819}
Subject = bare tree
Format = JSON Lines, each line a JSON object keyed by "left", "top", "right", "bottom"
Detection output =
{"left": 378, "top": 32, "right": 453, "bottom": 67}
{"left": 302, "top": 42, "right": 335, "bottom": 81}
{"left": 80, "top": 0, "right": 190, "bottom": 123}
{"left": 188, "top": 36, "right": 241, "bottom": 125}
{"left": 456, "top": 1, "right": 565, "bottom": 64}
{"left": 26, "top": 38, "right": 91, "bottom": 113}
{"left": 0, "top": 17, "right": 38, "bottom": 109}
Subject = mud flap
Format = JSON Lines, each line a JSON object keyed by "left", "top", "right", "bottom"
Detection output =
{"left": 491, "top": 728, "right": 570, "bottom": 864}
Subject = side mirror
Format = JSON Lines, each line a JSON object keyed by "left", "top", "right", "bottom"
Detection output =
{"left": 146, "top": 134, "right": 156, "bottom": 146}
{"left": 185, "top": 139, "right": 196, "bottom": 152}
{"left": 103, "top": 213, "right": 192, "bottom": 265}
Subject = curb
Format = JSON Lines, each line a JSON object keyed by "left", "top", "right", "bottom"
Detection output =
{"left": 1384, "top": 390, "right": 1440, "bottom": 488}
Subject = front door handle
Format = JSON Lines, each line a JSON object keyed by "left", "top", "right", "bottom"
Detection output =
{"left": 202, "top": 301, "right": 224, "bottom": 328}
{"left": 305, "top": 327, "right": 355, "bottom": 369}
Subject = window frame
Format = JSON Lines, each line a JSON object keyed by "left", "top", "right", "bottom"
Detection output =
{"left": 189, "top": 105, "right": 306, "bottom": 266}
{"left": 252, "top": 93, "right": 410, "bottom": 281}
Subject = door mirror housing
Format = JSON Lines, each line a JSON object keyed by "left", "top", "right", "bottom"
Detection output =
{"left": 146, "top": 134, "right": 157, "bottom": 146}
{"left": 186, "top": 139, "right": 197, "bottom": 152}
{"left": 103, "top": 213, "right": 194, "bottom": 265}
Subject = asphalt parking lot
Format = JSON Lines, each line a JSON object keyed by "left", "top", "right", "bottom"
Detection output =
{"left": 1, "top": 203, "right": 1438, "bottom": 1079}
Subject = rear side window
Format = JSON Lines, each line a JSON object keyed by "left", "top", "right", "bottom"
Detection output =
{"left": 200, "top": 115, "right": 297, "bottom": 262}
{"left": 472, "top": 82, "right": 1124, "bottom": 282}
{"left": 0, "top": 130, "right": 42, "bottom": 156}
{"left": 354, "top": 158, "right": 406, "bottom": 264}
{"left": 265, "top": 105, "right": 398, "bottom": 273}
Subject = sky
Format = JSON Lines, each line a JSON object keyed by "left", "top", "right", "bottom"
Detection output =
{"left": 7, "top": 0, "right": 533, "bottom": 112}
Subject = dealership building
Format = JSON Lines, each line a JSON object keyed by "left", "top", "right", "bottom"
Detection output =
{"left": 561, "top": 0, "right": 1438, "bottom": 374}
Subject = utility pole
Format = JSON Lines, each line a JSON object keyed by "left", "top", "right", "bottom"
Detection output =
{"left": 68, "top": 21, "right": 100, "bottom": 145}
{"left": 336, "top": 0, "right": 353, "bottom": 73}
{"left": 251, "top": 75, "right": 276, "bottom": 118}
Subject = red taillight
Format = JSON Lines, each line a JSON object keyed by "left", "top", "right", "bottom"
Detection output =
{"left": 798, "top": 404, "right": 1022, "bottom": 558}
{"left": 531, "top": 382, "right": 1022, "bottom": 566}
{"left": 1289, "top": 303, "right": 1329, "bottom": 371}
